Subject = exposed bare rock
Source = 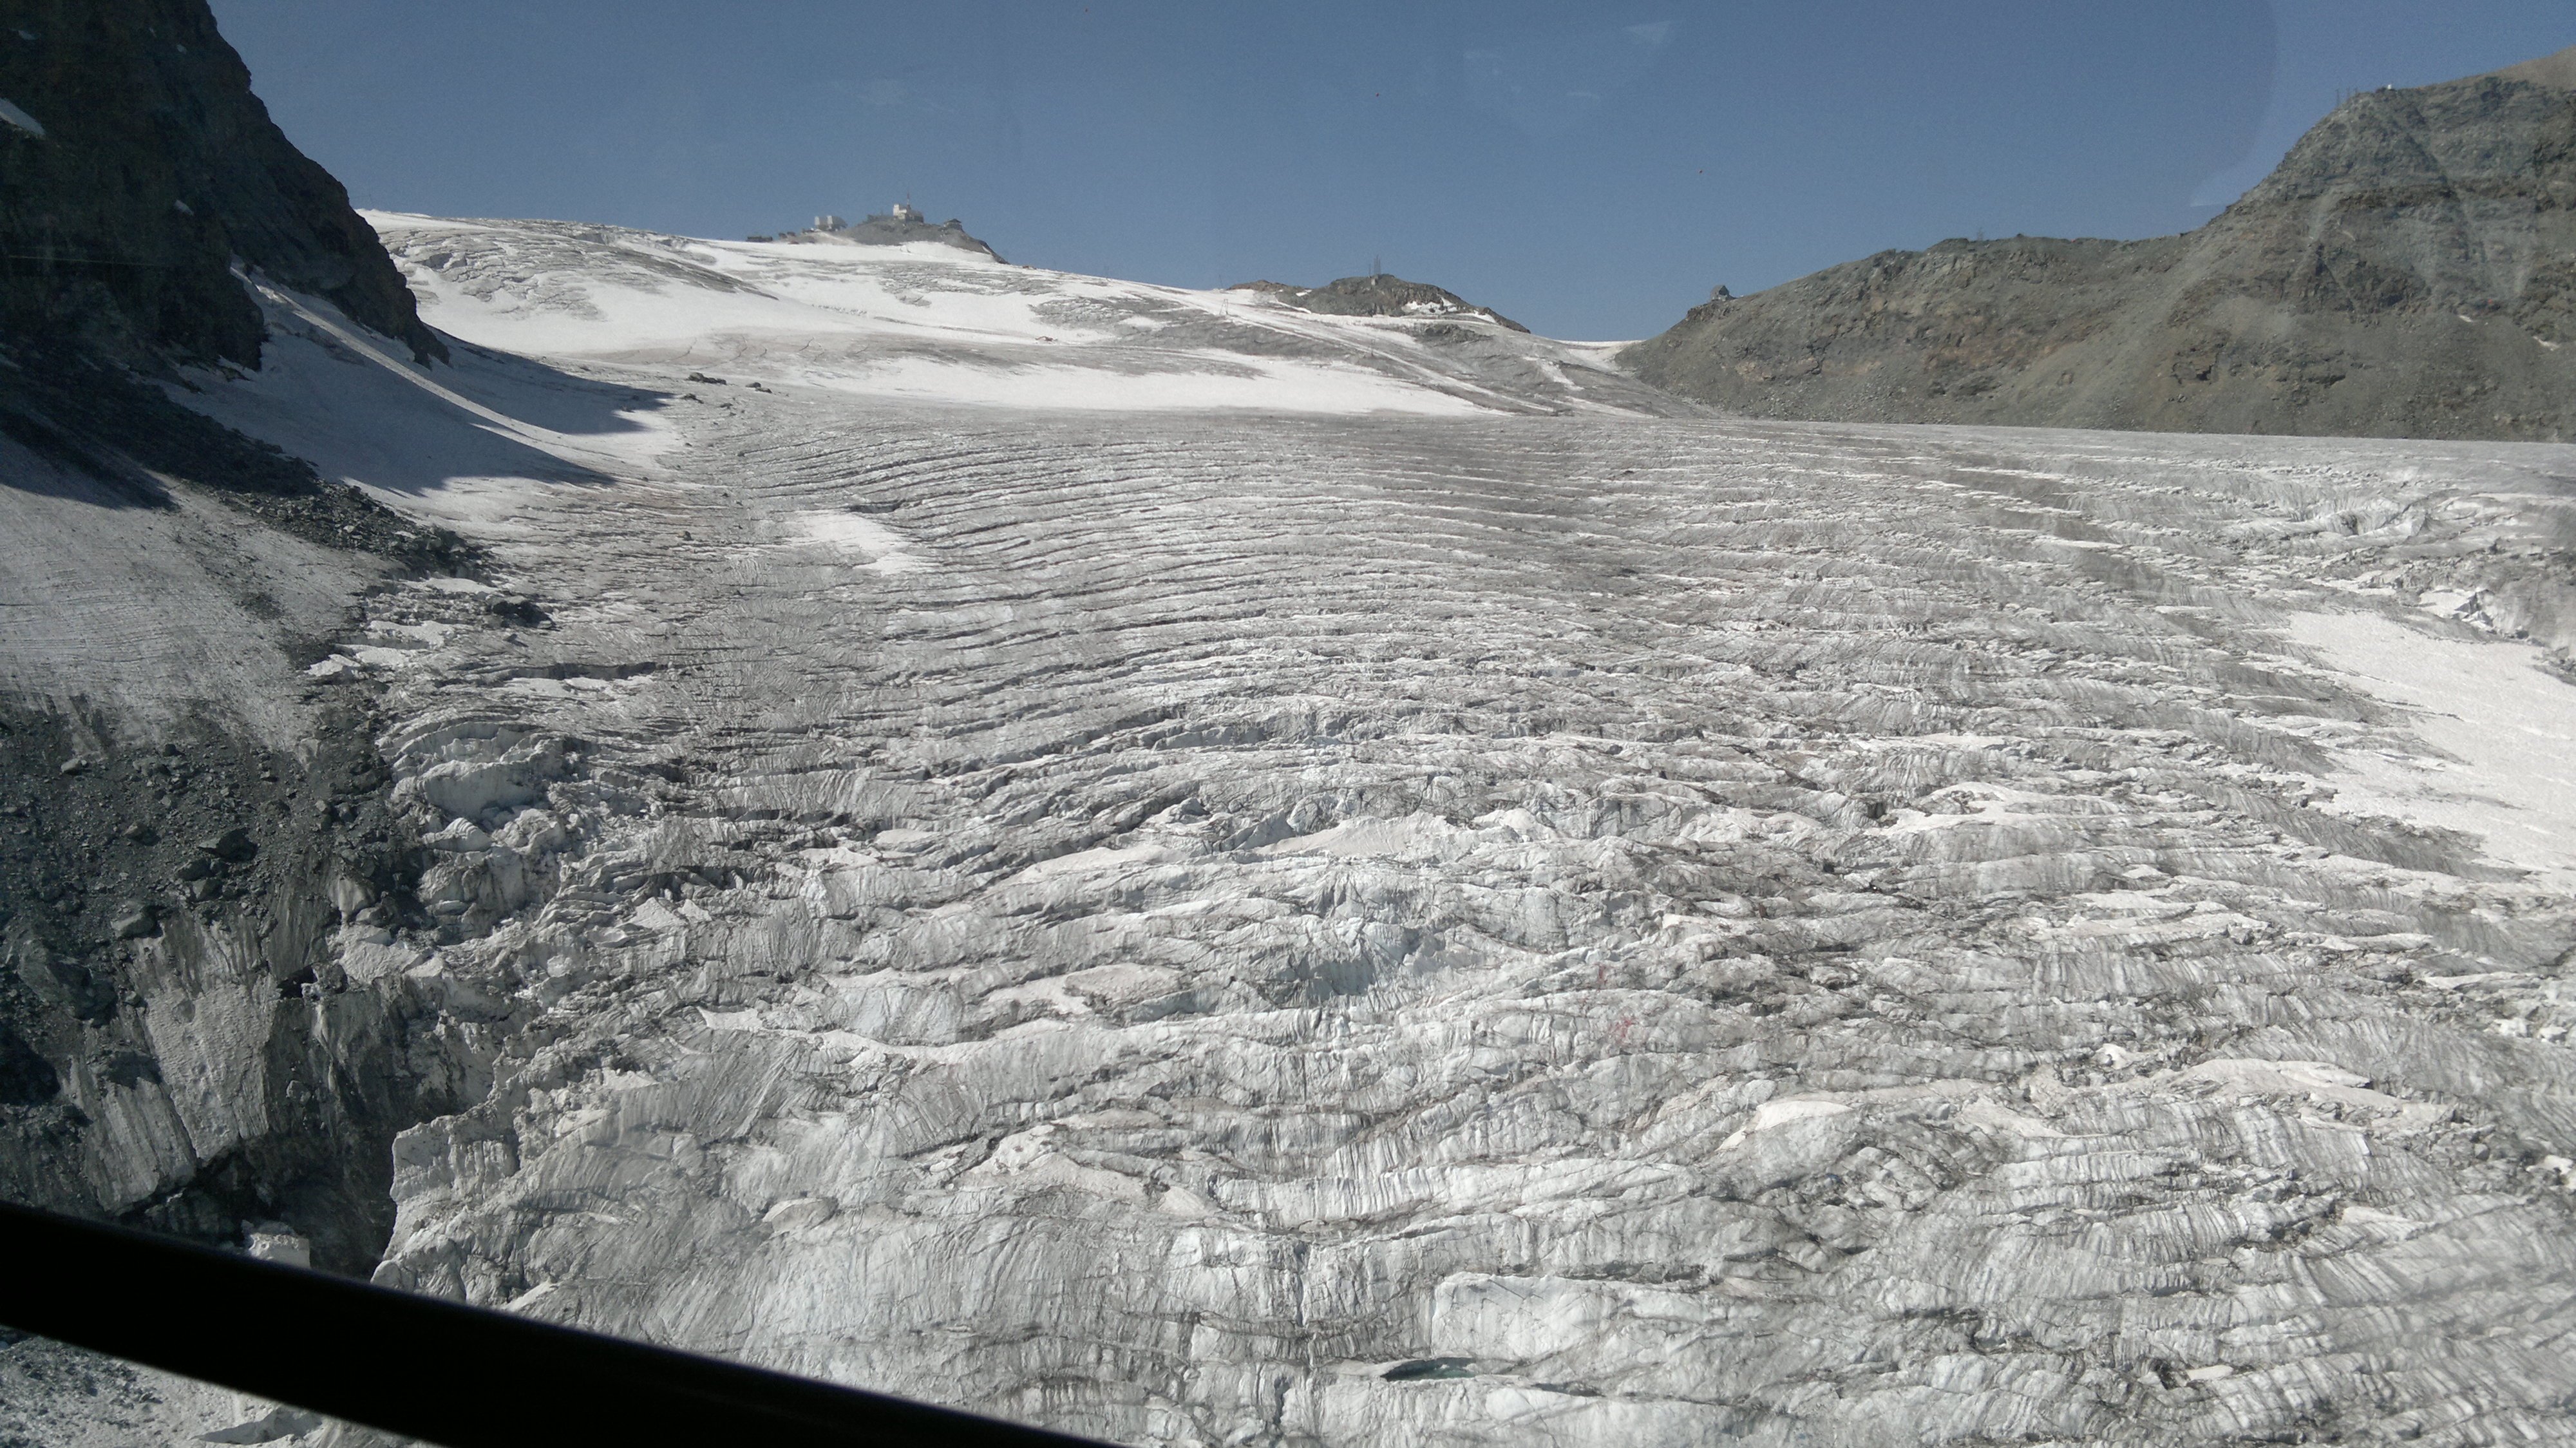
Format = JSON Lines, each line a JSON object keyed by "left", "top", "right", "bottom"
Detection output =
{"left": 782, "top": 206, "right": 1005, "bottom": 262}
{"left": 2494, "top": 41, "right": 2576, "bottom": 91}
{"left": 1625, "top": 50, "right": 2576, "bottom": 443}
{"left": 1235, "top": 274, "right": 1531, "bottom": 333}
{"left": 0, "top": 0, "right": 440, "bottom": 367}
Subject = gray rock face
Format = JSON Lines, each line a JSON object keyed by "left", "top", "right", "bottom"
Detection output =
{"left": 7, "top": 213, "right": 2576, "bottom": 1448}
{"left": 1624, "top": 53, "right": 2576, "bottom": 443}
{"left": 0, "top": 0, "right": 441, "bottom": 366}
{"left": 775, "top": 208, "right": 1005, "bottom": 262}
{"left": 2495, "top": 41, "right": 2576, "bottom": 92}
{"left": 1233, "top": 275, "right": 1530, "bottom": 333}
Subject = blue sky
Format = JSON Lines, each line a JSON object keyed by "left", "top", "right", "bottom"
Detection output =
{"left": 212, "top": 1, "right": 2574, "bottom": 339}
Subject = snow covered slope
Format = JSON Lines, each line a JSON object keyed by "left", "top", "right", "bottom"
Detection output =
{"left": 368, "top": 212, "right": 1686, "bottom": 419}
{"left": 10, "top": 214, "right": 2576, "bottom": 1448}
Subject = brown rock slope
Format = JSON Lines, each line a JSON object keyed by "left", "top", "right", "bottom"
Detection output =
{"left": 1624, "top": 45, "right": 2576, "bottom": 441}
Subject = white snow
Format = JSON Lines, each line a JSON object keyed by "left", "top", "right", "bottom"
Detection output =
{"left": 2287, "top": 611, "right": 2576, "bottom": 887}
{"left": 1010, "top": 841, "right": 1180, "bottom": 882}
{"left": 1556, "top": 338, "right": 1642, "bottom": 359}
{"left": 785, "top": 510, "right": 929, "bottom": 575}
{"left": 1264, "top": 813, "right": 1482, "bottom": 861}
{"left": 0, "top": 99, "right": 44, "bottom": 137}
{"left": 364, "top": 213, "right": 1544, "bottom": 417}
{"left": 169, "top": 278, "right": 679, "bottom": 532}
{"left": 28, "top": 209, "right": 2576, "bottom": 1441}
{"left": 1718, "top": 1098, "right": 1851, "bottom": 1150}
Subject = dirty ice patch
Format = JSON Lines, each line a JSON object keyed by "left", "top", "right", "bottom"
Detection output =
{"left": 786, "top": 510, "right": 930, "bottom": 575}
{"left": 2286, "top": 611, "right": 2576, "bottom": 887}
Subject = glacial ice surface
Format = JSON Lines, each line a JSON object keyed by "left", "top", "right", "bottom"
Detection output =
{"left": 29, "top": 216, "right": 2576, "bottom": 1445}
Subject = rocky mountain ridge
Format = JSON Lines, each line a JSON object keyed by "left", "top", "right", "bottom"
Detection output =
{"left": 0, "top": 0, "right": 439, "bottom": 368}
{"left": 753, "top": 205, "right": 1007, "bottom": 262}
{"left": 1624, "top": 44, "right": 2576, "bottom": 441}
{"left": 1231, "top": 274, "right": 1530, "bottom": 333}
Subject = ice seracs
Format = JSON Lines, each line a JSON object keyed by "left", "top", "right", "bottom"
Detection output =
{"left": 7, "top": 205, "right": 2576, "bottom": 1447}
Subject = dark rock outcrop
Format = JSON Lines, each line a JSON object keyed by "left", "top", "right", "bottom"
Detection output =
{"left": 0, "top": 699, "right": 469, "bottom": 1275}
{"left": 1232, "top": 274, "right": 1530, "bottom": 332}
{"left": 1625, "top": 44, "right": 2576, "bottom": 441}
{"left": 0, "top": 0, "right": 488, "bottom": 1290}
{"left": 780, "top": 208, "right": 1005, "bottom": 262}
{"left": 0, "top": 0, "right": 470, "bottom": 559}
{"left": 0, "top": 0, "right": 442, "bottom": 367}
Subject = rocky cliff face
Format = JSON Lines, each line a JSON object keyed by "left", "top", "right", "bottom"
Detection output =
{"left": 1624, "top": 46, "right": 2576, "bottom": 442}
{"left": 0, "top": 0, "right": 475, "bottom": 1295}
{"left": 0, "top": 0, "right": 441, "bottom": 366}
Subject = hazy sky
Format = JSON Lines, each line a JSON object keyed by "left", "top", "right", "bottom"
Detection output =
{"left": 211, "top": 1, "right": 2573, "bottom": 339}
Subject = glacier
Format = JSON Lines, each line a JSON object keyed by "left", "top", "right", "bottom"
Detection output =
{"left": 5, "top": 215, "right": 2576, "bottom": 1447}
